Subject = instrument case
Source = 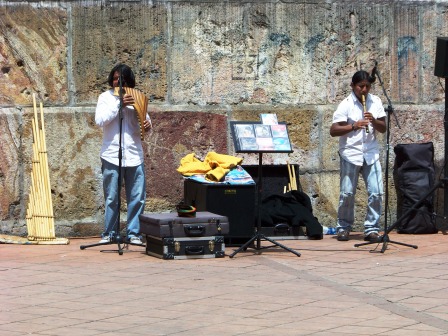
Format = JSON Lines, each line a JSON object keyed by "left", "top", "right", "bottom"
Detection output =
{"left": 145, "top": 235, "right": 225, "bottom": 260}
{"left": 139, "top": 211, "right": 229, "bottom": 238}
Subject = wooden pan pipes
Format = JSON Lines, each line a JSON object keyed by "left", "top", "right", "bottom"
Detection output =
{"left": 113, "top": 87, "right": 148, "bottom": 140}
{"left": 25, "top": 94, "right": 68, "bottom": 244}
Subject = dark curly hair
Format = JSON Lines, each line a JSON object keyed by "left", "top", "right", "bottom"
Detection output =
{"left": 107, "top": 63, "right": 136, "bottom": 88}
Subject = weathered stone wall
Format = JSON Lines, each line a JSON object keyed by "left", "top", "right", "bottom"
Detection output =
{"left": 1, "top": 0, "right": 447, "bottom": 237}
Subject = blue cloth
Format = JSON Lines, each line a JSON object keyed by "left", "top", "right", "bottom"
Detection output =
{"left": 101, "top": 159, "right": 146, "bottom": 239}
{"left": 186, "top": 165, "right": 255, "bottom": 185}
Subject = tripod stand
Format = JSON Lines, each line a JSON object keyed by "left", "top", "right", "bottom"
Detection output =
{"left": 355, "top": 63, "right": 417, "bottom": 252}
{"left": 80, "top": 69, "right": 145, "bottom": 255}
{"left": 229, "top": 152, "right": 301, "bottom": 258}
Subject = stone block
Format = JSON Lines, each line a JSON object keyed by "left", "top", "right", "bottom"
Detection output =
{"left": 71, "top": 3, "right": 167, "bottom": 104}
{"left": 0, "top": 5, "right": 68, "bottom": 105}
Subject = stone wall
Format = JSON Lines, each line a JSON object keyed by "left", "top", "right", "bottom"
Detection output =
{"left": 1, "top": 0, "right": 447, "bottom": 237}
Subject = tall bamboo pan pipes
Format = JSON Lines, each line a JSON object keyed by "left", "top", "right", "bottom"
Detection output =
{"left": 25, "top": 94, "right": 68, "bottom": 245}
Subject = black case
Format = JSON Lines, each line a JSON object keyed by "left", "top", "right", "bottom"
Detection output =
{"left": 145, "top": 235, "right": 225, "bottom": 259}
{"left": 184, "top": 165, "right": 308, "bottom": 245}
{"left": 260, "top": 223, "right": 307, "bottom": 239}
{"left": 183, "top": 179, "right": 255, "bottom": 240}
{"left": 139, "top": 211, "right": 229, "bottom": 238}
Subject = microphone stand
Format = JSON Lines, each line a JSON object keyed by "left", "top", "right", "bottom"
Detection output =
{"left": 229, "top": 152, "right": 301, "bottom": 258}
{"left": 354, "top": 63, "right": 417, "bottom": 252}
{"left": 81, "top": 70, "right": 128, "bottom": 255}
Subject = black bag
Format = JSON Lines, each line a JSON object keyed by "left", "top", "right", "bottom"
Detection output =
{"left": 258, "top": 190, "right": 323, "bottom": 239}
{"left": 393, "top": 142, "right": 438, "bottom": 234}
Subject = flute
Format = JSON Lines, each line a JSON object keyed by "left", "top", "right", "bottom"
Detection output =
{"left": 361, "top": 94, "right": 369, "bottom": 133}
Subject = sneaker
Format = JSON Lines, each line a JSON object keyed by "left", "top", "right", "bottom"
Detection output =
{"left": 99, "top": 236, "right": 110, "bottom": 244}
{"left": 337, "top": 230, "right": 349, "bottom": 241}
{"left": 129, "top": 237, "right": 143, "bottom": 245}
{"left": 364, "top": 232, "right": 381, "bottom": 242}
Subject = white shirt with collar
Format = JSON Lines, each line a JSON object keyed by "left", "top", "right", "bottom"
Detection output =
{"left": 95, "top": 89, "right": 149, "bottom": 167}
{"left": 332, "top": 91, "right": 386, "bottom": 166}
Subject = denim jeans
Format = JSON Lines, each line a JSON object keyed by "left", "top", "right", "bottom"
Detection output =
{"left": 101, "top": 159, "right": 146, "bottom": 239}
{"left": 336, "top": 157, "right": 383, "bottom": 235}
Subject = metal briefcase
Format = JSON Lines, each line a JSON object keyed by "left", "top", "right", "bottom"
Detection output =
{"left": 139, "top": 211, "right": 229, "bottom": 238}
{"left": 145, "top": 235, "right": 225, "bottom": 260}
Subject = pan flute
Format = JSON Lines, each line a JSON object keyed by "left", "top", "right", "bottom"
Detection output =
{"left": 113, "top": 86, "right": 148, "bottom": 140}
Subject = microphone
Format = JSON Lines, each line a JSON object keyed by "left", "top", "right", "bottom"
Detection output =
{"left": 371, "top": 61, "right": 378, "bottom": 81}
{"left": 117, "top": 77, "right": 126, "bottom": 96}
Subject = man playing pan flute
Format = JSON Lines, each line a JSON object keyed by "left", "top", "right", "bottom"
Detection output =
{"left": 95, "top": 63, "right": 151, "bottom": 245}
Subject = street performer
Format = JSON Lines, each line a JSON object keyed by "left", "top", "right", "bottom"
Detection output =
{"left": 95, "top": 63, "right": 151, "bottom": 245}
{"left": 330, "top": 70, "right": 386, "bottom": 242}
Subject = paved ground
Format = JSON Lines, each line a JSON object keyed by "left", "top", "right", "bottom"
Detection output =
{"left": 1, "top": 232, "right": 448, "bottom": 336}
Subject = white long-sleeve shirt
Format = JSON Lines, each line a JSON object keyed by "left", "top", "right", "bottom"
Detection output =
{"left": 95, "top": 89, "right": 148, "bottom": 167}
{"left": 332, "top": 92, "right": 386, "bottom": 166}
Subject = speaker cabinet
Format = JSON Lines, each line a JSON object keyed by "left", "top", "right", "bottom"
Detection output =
{"left": 434, "top": 37, "right": 448, "bottom": 78}
{"left": 184, "top": 179, "right": 256, "bottom": 241}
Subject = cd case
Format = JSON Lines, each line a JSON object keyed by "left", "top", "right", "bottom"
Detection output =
{"left": 230, "top": 121, "right": 292, "bottom": 153}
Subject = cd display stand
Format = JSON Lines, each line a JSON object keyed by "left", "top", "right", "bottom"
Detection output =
{"left": 228, "top": 121, "right": 301, "bottom": 258}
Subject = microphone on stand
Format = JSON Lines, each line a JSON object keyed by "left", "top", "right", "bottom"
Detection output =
{"left": 371, "top": 61, "right": 378, "bottom": 82}
{"left": 363, "top": 61, "right": 379, "bottom": 134}
{"left": 118, "top": 78, "right": 126, "bottom": 95}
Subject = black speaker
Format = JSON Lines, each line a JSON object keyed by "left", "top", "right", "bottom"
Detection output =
{"left": 183, "top": 179, "right": 256, "bottom": 240}
{"left": 393, "top": 142, "right": 437, "bottom": 234}
{"left": 434, "top": 37, "right": 448, "bottom": 78}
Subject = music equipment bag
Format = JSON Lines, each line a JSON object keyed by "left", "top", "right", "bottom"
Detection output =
{"left": 144, "top": 235, "right": 225, "bottom": 260}
{"left": 139, "top": 211, "right": 229, "bottom": 238}
{"left": 393, "top": 142, "right": 438, "bottom": 234}
{"left": 139, "top": 212, "right": 229, "bottom": 259}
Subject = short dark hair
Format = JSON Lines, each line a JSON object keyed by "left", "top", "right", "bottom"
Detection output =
{"left": 107, "top": 63, "right": 136, "bottom": 88}
{"left": 351, "top": 70, "right": 375, "bottom": 85}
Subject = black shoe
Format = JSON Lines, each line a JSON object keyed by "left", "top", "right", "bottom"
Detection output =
{"left": 364, "top": 232, "right": 381, "bottom": 242}
{"left": 337, "top": 230, "right": 349, "bottom": 241}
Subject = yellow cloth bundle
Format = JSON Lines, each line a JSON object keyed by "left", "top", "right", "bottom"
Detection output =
{"left": 204, "top": 152, "right": 242, "bottom": 169}
{"left": 177, "top": 152, "right": 243, "bottom": 182}
{"left": 177, "top": 153, "right": 211, "bottom": 175}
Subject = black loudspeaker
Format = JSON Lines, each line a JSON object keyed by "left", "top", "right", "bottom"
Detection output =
{"left": 393, "top": 142, "right": 438, "bottom": 234}
{"left": 434, "top": 37, "right": 448, "bottom": 78}
{"left": 183, "top": 179, "right": 256, "bottom": 241}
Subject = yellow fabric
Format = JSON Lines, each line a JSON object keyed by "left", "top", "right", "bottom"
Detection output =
{"left": 177, "top": 152, "right": 243, "bottom": 182}
{"left": 176, "top": 153, "right": 211, "bottom": 176}
{"left": 205, "top": 166, "right": 230, "bottom": 182}
{"left": 204, "top": 152, "right": 242, "bottom": 169}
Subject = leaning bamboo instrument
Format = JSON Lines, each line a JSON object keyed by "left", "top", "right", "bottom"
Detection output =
{"left": 25, "top": 94, "right": 68, "bottom": 245}
{"left": 285, "top": 162, "right": 298, "bottom": 192}
{"left": 113, "top": 86, "right": 148, "bottom": 140}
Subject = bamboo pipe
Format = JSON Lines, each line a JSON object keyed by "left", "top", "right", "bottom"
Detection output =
{"left": 291, "top": 165, "right": 297, "bottom": 190}
{"left": 27, "top": 94, "right": 55, "bottom": 240}
{"left": 286, "top": 163, "right": 297, "bottom": 191}
{"left": 39, "top": 101, "right": 55, "bottom": 238}
{"left": 33, "top": 96, "right": 48, "bottom": 239}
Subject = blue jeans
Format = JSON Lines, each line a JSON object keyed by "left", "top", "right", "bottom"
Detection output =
{"left": 336, "top": 157, "right": 383, "bottom": 235}
{"left": 101, "top": 159, "right": 146, "bottom": 239}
